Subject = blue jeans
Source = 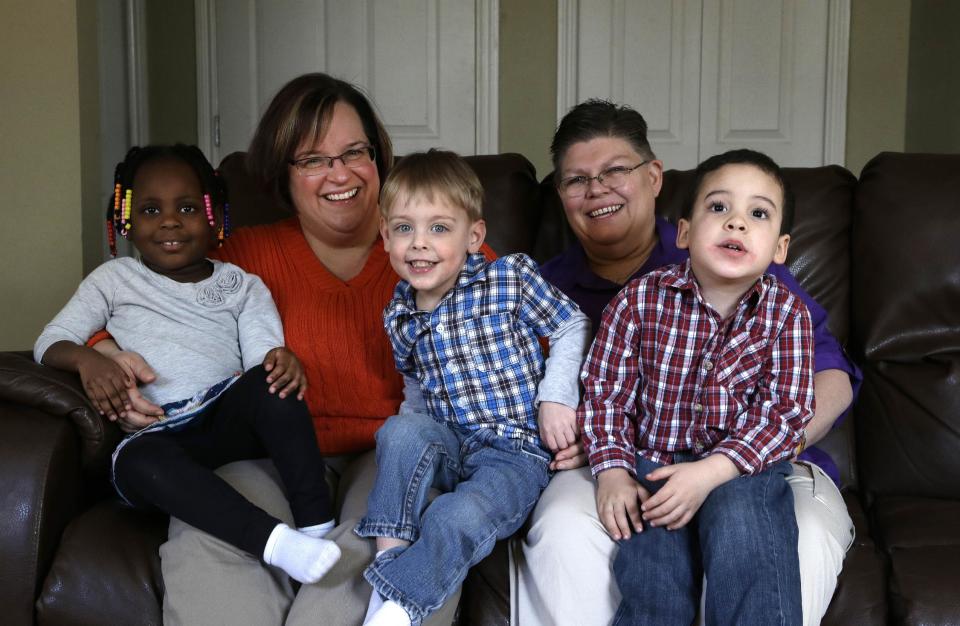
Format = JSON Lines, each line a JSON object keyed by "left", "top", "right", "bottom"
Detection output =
{"left": 355, "top": 413, "right": 550, "bottom": 625}
{"left": 613, "top": 455, "right": 801, "bottom": 626}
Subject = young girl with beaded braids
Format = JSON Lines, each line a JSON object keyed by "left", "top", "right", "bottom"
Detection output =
{"left": 34, "top": 144, "right": 341, "bottom": 586}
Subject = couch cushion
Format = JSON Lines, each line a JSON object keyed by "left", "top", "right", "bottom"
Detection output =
{"left": 852, "top": 152, "right": 960, "bottom": 499}
{"left": 819, "top": 490, "right": 888, "bottom": 625}
{"left": 875, "top": 496, "right": 960, "bottom": 549}
{"left": 463, "top": 153, "right": 542, "bottom": 258}
{"left": 37, "top": 500, "right": 166, "bottom": 626}
{"left": 872, "top": 496, "right": 960, "bottom": 626}
{"left": 459, "top": 539, "right": 510, "bottom": 626}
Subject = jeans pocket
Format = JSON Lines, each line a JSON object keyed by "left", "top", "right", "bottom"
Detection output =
{"left": 517, "top": 441, "right": 551, "bottom": 465}
{"left": 795, "top": 460, "right": 855, "bottom": 550}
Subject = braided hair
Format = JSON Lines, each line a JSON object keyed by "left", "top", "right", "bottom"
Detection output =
{"left": 106, "top": 144, "right": 231, "bottom": 256}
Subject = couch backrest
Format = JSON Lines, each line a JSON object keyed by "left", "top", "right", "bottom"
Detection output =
{"left": 852, "top": 152, "right": 960, "bottom": 500}
{"left": 218, "top": 151, "right": 544, "bottom": 260}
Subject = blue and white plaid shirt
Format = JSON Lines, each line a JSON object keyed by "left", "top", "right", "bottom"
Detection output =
{"left": 384, "top": 253, "right": 581, "bottom": 447}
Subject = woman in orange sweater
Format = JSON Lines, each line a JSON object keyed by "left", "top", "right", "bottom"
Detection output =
{"left": 106, "top": 74, "right": 460, "bottom": 626}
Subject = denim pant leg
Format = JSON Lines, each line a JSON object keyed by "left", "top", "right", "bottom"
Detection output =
{"left": 366, "top": 428, "right": 550, "bottom": 625}
{"left": 612, "top": 456, "right": 701, "bottom": 626}
{"left": 355, "top": 413, "right": 461, "bottom": 542}
{"left": 699, "top": 459, "right": 801, "bottom": 626}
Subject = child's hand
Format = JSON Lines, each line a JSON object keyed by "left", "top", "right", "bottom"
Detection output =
{"left": 538, "top": 401, "right": 578, "bottom": 453}
{"left": 596, "top": 468, "right": 650, "bottom": 540}
{"left": 263, "top": 347, "right": 308, "bottom": 400}
{"left": 641, "top": 455, "right": 739, "bottom": 530}
{"left": 75, "top": 350, "right": 135, "bottom": 422}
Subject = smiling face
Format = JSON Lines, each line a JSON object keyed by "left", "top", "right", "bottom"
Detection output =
{"left": 288, "top": 101, "right": 381, "bottom": 246}
{"left": 128, "top": 157, "right": 215, "bottom": 282}
{"left": 380, "top": 195, "right": 486, "bottom": 312}
{"left": 557, "top": 136, "right": 663, "bottom": 255}
{"left": 676, "top": 163, "right": 790, "bottom": 294}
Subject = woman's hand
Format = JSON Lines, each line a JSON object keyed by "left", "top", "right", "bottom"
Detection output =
{"left": 109, "top": 350, "right": 163, "bottom": 432}
{"left": 538, "top": 401, "right": 578, "bottom": 453}
{"left": 595, "top": 467, "right": 649, "bottom": 540}
{"left": 263, "top": 347, "right": 308, "bottom": 400}
{"left": 549, "top": 438, "right": 588, "bottom": 471}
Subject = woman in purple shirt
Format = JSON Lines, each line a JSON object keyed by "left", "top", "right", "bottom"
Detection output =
{"left": 512, "top": 100, "right": 860, "bottom": 626}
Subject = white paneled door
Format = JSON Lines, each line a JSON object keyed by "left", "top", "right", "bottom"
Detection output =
{"left": 559, "top": 0, "right": 849, "bottom": 168}
{"left": 196, "top": 0, "right": 498, "bottom": 164}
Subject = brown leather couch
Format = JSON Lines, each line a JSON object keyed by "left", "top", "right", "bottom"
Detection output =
{"left": 1, "top": 151, "right": 957, "bottom": 625}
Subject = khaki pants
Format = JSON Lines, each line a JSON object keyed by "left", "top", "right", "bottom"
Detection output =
{"left": 511, "top": 461, "right": 854, "bottom": 626}
{"left": 160, "top": 453, "right": 461, "bottom": 626}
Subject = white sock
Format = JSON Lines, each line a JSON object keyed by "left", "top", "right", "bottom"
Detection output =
{"left": 263, "top": 523, "right": 341, "bottom": 584}
{"left": 298, "top": 519, "right": 335, "bottom": 539}
{"left": 363, "top": 589, "right": 386, "bottom": 625}
{"left": 363, "top": 550, "right": 388, "bottom": 625}
{"left": 365, "top": 600, "right": 412, "bottom": 626}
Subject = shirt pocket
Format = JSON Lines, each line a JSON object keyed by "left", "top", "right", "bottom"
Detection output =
{"left": 713, "top": 328, "right": 769, "bottom": 396}
{"left": 445, "top": 313, "right": 516, "bottom": 395}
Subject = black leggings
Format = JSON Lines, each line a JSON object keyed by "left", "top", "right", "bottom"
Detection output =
{"left": 113, "top": 365, "right": 332, "bottom": 557}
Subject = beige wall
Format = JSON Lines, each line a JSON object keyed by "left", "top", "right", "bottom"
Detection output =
{"left": 0, "top": 1, "right": 93, "bottom": 351}
{"left": 78, "top": 1, "right": 101, "bottom": 277}
{"left": 146, "top": 0, "right": 197, "bottom": 145}
{"left": 499, "top": 0, "right": 557, "bottom": 178}
{"left": 905, "top": 0, "right": 960, "bottom": 153}
{"left": 845, "top": 0, "right": 912, "bottom": 176}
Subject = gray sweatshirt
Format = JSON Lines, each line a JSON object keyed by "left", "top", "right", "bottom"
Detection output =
{"left": 35, "top": 257, "right": 283, "bottom": 407}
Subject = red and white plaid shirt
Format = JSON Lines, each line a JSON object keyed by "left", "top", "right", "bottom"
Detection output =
{"left": 580, "top": 260, "right": 815, "bottom": 477}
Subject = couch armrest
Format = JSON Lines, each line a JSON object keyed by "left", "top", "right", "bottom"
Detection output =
{"left": 0, "top": 405, "right": 83, "bottom": 626}
{"left": 0, "top": 351, "right": 121, "bottom": 472}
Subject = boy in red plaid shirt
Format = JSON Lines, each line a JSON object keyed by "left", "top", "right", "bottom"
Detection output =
{"left": 580, "top": 149, "right": 813, "bottom": 625}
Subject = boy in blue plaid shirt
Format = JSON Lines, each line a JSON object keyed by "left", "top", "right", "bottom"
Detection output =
{"left": 356, "top": 150, "right": 590, "bottom": 626}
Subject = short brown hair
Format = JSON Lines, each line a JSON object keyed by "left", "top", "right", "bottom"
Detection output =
{"left": 380, "top": 150, "right": 484, "bottom": 222}
{"left": 551, "top": 99, "right": 656, "bottom": 177}
{"left": 247, "top": 73, "right": 393, "bottom": 211}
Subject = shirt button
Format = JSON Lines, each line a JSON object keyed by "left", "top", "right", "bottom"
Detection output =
{"left": 703, "top": 360, "right": 713, "bottom": 371}
{"left": 447, "top": 362, "right": 459, "bottom": 373}
{"left": 694, "top": 403, "right": 704, "bottom": 412}
{"left": 435, "top": 323, "right": 445, "bottom": 334}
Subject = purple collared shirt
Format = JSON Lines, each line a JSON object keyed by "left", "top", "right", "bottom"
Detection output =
{"left": 540, "top": 217, "right": 862, "bottom": 485}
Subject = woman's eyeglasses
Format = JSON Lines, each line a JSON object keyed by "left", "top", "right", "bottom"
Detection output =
{"left": 557, "top": 160, "right": 649, "bottom": 198}
{"left": 289, "top": 146, "right": 376, "bottom": 177}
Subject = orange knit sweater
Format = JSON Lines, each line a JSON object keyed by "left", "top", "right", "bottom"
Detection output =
{"left": 214, "top": 217, "right": 402, "bottom": 455}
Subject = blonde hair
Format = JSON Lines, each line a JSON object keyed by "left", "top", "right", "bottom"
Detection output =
{"left": 380, "top": 150, "right": 484, "bottom": 222}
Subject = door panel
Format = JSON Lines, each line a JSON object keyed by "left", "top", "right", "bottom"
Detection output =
{"left": 201, "top": 0, "right": 490, "bottom": 163}
{"left": 559, "top": 0, "right": 846, "bottom": 168}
